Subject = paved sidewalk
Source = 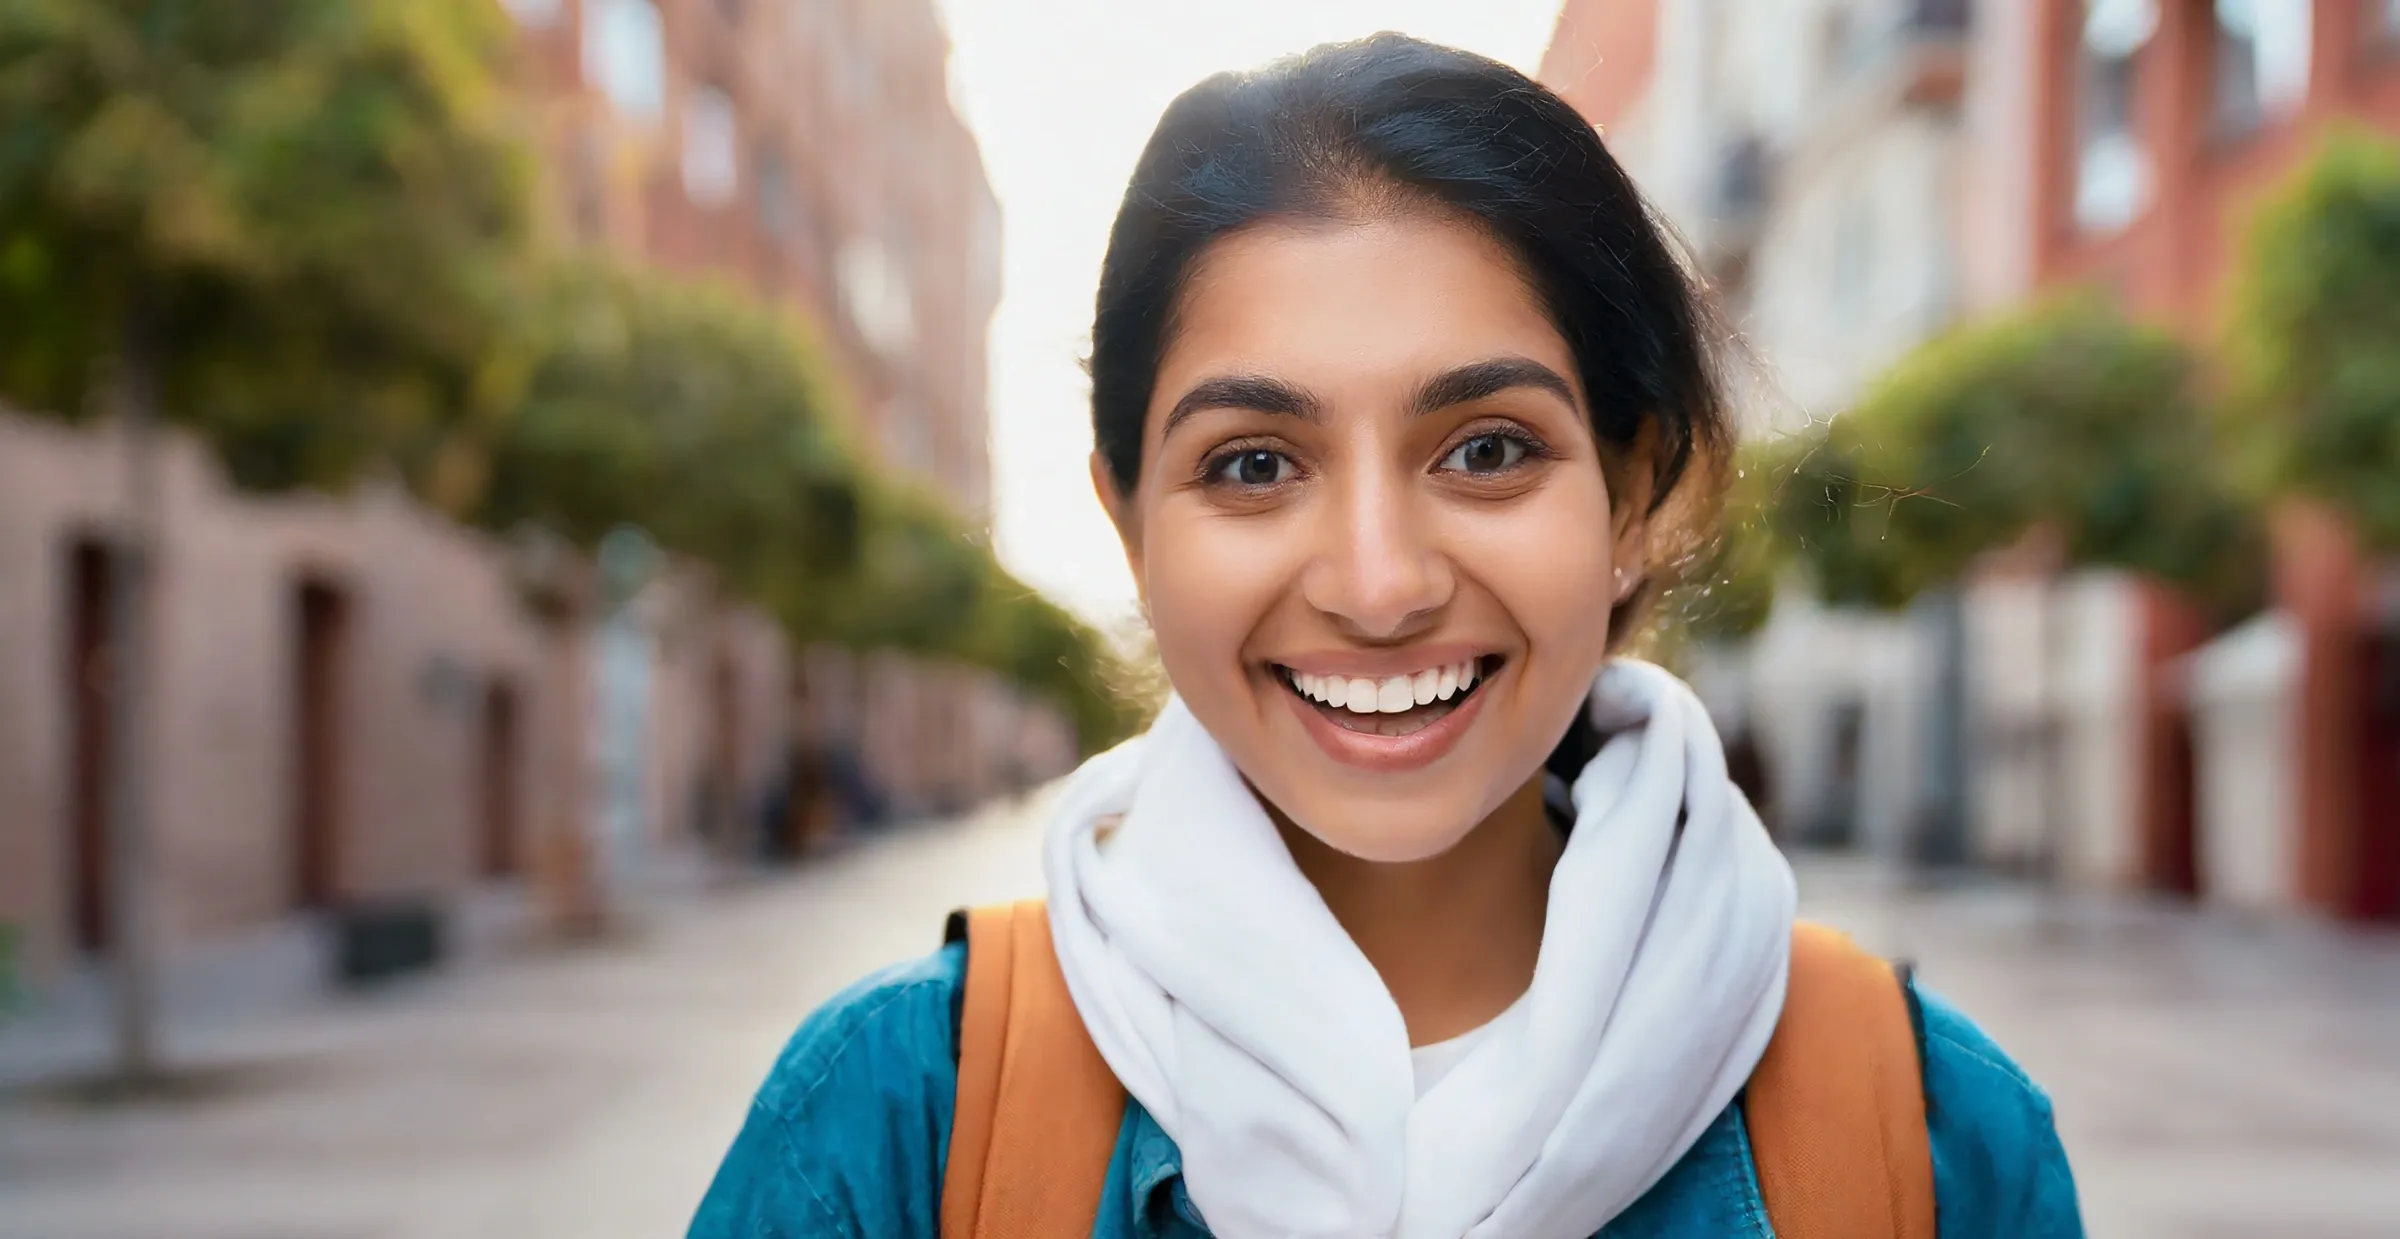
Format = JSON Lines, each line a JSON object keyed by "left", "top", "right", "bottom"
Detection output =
{"left": 3, "top": 805, "right": 2396, "bottom": 1238}
{"left": 0, "top": 797, "right": 1050, "bottom": 1239}
{"left": 1800, "top": 861, "right": 2400, "bottom": 1239}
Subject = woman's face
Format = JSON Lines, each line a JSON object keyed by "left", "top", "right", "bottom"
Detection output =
{"left": 1100, "top": 212, "right": 1643, "bottom": 862}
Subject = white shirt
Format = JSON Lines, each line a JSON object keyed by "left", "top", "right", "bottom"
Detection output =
{"left": 1411, "top": 999, "right": 1524, "bottom": 1099}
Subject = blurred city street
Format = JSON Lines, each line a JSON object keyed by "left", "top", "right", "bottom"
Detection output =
{"left": 1820, "top": 866, "right": 2400, "bottom": 1239}
{"left": 2, "top": 796, "right": 2396, "bottom": 1239}
{"left": 0, "top": 797, "right": 1050, "bottom": 1239}
{"left": 3, "top": 3, "right": 2398, "bottom": 1238}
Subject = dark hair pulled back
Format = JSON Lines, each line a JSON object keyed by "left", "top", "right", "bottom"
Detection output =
{"left": 1089, "top": 34, "right": 1737, "bottom": 773}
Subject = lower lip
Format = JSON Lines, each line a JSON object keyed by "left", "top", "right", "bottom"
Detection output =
{"left": 1278, "top": 669, "right": 1496, "bottom": 773}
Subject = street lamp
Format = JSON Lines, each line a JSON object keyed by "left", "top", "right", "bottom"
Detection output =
{"left": 503, "top": 523, "right": 607, "bottom": 938}
{"left": 591, "top": 525, "right": 661, "bottom": 908}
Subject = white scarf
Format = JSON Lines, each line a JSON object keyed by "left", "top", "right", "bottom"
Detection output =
{"left": 1043, "top": 659, "right": 1797, "bottom": 1239}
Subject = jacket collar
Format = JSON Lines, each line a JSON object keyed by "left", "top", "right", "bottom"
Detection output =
{"left": 1119, "top": 1098, "right": 1765, "bottom": 1238}
{"left": 1124, "top": 1100, "right": 1199, "bottom": 1236}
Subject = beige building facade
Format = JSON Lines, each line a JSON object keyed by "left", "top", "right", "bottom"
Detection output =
{"left": 1, "top": 0, "right": 1067, "bottom": 1005}
{"left": 0, "top": 410, "right": 789, "bottom": 990}
{"left": 1543, "top": 0, "right": 1974, "bottom": 857}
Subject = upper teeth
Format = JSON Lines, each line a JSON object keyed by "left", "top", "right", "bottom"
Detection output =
{"left": 1289, "top": 660, "right": 1481, "bottom": 714}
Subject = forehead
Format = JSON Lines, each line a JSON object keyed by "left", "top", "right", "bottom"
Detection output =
{"left": 1153, "top": 213, "right": 1575, "bottom": 407}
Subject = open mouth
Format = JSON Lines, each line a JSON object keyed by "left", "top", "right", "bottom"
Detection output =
{"left": 1274, "top": 655, "right": 1502, "bottom": 738}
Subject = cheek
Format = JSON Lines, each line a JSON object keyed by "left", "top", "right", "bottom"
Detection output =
{"left": 1138, "top": 502, "right": 1290, "bottom": 686}
{"left": 1448, "top": 471, "right": 1619, "bottom": 657}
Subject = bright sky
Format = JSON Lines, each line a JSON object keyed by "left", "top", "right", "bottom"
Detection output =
{"left": 934, "top": 0, "right": 1568, "bottom": 631}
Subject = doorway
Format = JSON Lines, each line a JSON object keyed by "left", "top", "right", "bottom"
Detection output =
{"left": 706, "top": 650, "right": 741, "bottom": 850}
{"left": 65, "top": 539, "right": 115, "bottom": 954}
{"left": 479, "top": 677, "right": 521, "bottom": 879}
{"left": 292, "top": 578, "right": 350, "bottom": 910}
{"left": 2147, "top": 701, "right": 2203, "bottom": 899}
{"left": 2355, "top": 627, "right": 2400, "bottom": 922}
{"left": 1806, "top": 698, "right": 1867, "bottom": 849}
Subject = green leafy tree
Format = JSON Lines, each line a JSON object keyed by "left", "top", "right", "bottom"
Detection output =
{"left": 960, "top": 569, "right": 1148, "bottom": 753}
{"left": 807, "top": 480, "right": 993, "bottom": 653}
{"left": 1755, "top": 422, "right": 1924, "bottom": 610}
{"left": 1655, "top": 443, "right": 1784, "bottom": 644}
{"left": 480, "top": 260, "right": 862, "bottom": 611}
{"left": 1, "top": 12, "right": 1136, "bottom": 932}
{"left": 2224, "top": 129, "right": 2400, "bottom": 548}
{"left": 810, "top": 482, "right": 1141, "bottom": 751}
{"left": 1766, "top": 299, "right": 2261, "bottom": 617}
{"left": 481, "top": 258, "right": 1135, "bottom": 752}
{"left": 0, "top": 0, "right": 534, "bottom": 493}
{"left": 0, "top": 0, "right": 531, "bottom": 1086}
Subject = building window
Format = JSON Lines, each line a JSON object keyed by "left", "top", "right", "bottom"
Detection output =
{"left": 1819, "top": 7, "right": 1872, "bottom": 92}
{"left": 570, "top": 128, "right": 606, "bottom": 242}
{"left": 839, "top": 238, "right": 916, "bottom": 357}
{"left": 755, "top": 145, "right": 808, "bottom": 249}
{"left": 2212, "top": 0, "right": 2312, "bottom": 137}
{"left": 2383, "top": 0, "right": 2400, "bottom": 42}
{"left": 793, "top": 0, "right": 834, "bottom": 44}
{"left": 583, "top": 0, "right": 666, "bottom": 123}
{"left": 1832, "top": 198, "right": 1874, "bottom": 326}
{"left": 683, "top": 86, "right": 742, "bottom": 208}
{"left": 499, "top": 0, "right": 563, "bottom": 26}
{"left": 2074, "top": 0, "right": 2155, "bottom": 234}
{"left": 881, "top": 399, "right": 933, "bottom": 473}
{"left": 836, "top": 15, "right": 881, "bottom": 115}
{"left": 969, "top": 189, "right": 1003, "bottom": 309}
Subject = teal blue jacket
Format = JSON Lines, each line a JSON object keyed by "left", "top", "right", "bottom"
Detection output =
{"left": 691, "top": 942, "right": 2084, "bottom": 1238}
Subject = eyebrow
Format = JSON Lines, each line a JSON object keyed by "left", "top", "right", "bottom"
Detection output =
{"left": 1162, "top": 374, "right": 1324, "bottom": 435}
{"left": 1408, "top": 357, "right": 1578, "bottom": 418}
{"left": 1160, "top": 356, "right": 1578, "bottom": 439}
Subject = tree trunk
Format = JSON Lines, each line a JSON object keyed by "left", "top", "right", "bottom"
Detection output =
{"left": 2037, "top": 575, "right": 2071, "bottom": 929}
{"left": 105, "top": 297, "right": 164, "bottom": 1085}
{"left": 1914, "top": 586, "right": 1972, "bottom": 872}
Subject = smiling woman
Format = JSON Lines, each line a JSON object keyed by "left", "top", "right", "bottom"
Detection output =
{"left": 1093, "top": 211, "right": 1644, "bottom": 867}
{"left": 692, "top": 33, "right": 2084, "bottom": 1239}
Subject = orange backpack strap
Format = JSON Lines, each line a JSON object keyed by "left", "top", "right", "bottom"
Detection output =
{"left": 1744, "top": 921, "right": 1937, "bottom": 1239}
{"left": 940, "top": 900, "right": 1126, "bottom": 1239}
{"left": 940, "top": 907, "right": 1932, "bottom": 1239}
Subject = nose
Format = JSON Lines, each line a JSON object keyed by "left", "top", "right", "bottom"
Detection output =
{"left": 1298, "top": 465, "right": 1454, "bottom": 641}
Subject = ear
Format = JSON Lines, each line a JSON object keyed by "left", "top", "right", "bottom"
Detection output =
{"left": 1091, "top": 450, "right": 1146, "bottom": 599}
{"left": 1609, "top": 422, "right": 1662, "bottom": 603}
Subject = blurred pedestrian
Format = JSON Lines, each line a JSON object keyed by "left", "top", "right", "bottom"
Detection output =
{"left": 754, "top": 761, "right": 792, "bottom": 863}
{"left": 824, "top": 740, "right": 881, "bottom": 831}
{"left": 694, "top": 35, "right": 2080, "bottom": 1239}
{"left": 1725, "top": 724, "right": 1777, "bottom": 838}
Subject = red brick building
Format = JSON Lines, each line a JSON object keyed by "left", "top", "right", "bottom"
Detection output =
{"left": 1964, "top": 0, "right": 2400, "bottom": 920}
{"left": 503, "top": 0, "right": 1002, "bottom": 513}
{"left": 1544, "top": 1, "right": 2400, "bottom": 917}
{"left": 499, "top": 0, "right": 1027, "bottom": 823}
{"left": 1537, "top": 0, "right": 1659, "bottom": 134}
{"left": 0, "top": 0, "right": 1044, "bottom": 1004}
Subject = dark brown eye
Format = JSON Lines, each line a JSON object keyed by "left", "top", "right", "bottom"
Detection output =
{"left": 1440, "top": 433, "right": 1527, "bottom": 474}
{"left": 1212, "top": 448, "right": 1292, "bottom": 487}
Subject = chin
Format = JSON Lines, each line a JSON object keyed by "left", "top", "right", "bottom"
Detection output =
{"left": 1281, "top": 792, "right": 1486, "bottom": 864}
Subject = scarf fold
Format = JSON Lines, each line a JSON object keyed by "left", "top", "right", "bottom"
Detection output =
{"left": 1043, "top": 659, "right": 1797, "bottom": 1239}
